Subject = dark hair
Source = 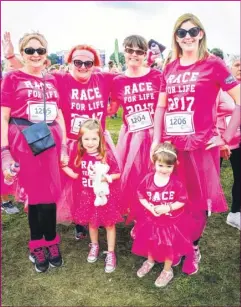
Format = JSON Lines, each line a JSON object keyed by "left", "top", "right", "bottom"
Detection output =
{"left": 210, "top": 48, "right": 224, "bottom": 60}
{"left": 148, "top": 39, "right": 166, "bottom": 53}
{"left": 123, "top": 35, "right": 148, "bottom": 52}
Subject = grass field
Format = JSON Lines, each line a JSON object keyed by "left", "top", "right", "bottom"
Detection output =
{"left": 1, "top": 110, "right": 240, "bottom": 306}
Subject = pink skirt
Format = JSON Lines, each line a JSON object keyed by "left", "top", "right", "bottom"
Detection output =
{"left": 132, "top": 209, "right": 194, "bottom": 263}
{"left": 8, "top": 122, "right": 62, "bottom": 205}
{"left": 72, "top": 182, "right": 124, "bottom": 228}
{"left": 116, "top": 125, "right": 154, "bottom": 221}
{"left": 57, "top": 130, "right": 122, "bottom": 224}
{"left": 175, "top": 146, "right": 228, "bottom": 213}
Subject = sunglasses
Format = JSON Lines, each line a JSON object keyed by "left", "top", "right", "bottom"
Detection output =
{"left": 73, "top": 60, "right": 94, "bottom": 69}
{"left": 176, "top": 27, "right": 201, "bottom": 38}
{"left": 24, "top": 47, "right": 47, "bottom": 55}
{"left": 125, "top": 47, "right": 146, "bottom": 56}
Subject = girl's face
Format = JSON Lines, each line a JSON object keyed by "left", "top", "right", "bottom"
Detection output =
{"left": 81, "top": 129, "right": 100, "bottom": 154}
{"left": 176, "top": 21, "right": 203, "bottom": 54}
{"left": 155, "top": 160, "right": 174, "bottom": 177}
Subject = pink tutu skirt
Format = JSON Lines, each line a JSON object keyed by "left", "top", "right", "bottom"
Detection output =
{"left": 132, "top": 209, "right": 194, "bottom": 263}
{"left": 116, "top": 125, "right": 154, "bottom": 221}
{"left": 57, "top": 130, "right": 122, "bottom": 224}
{"left": 175, "top": 146, "right": 227, "bottom": 213}
{"left": 8, "top": 122, "right": 62, "bottom": 205}
{"left": 72, "top": 181, "right": 124, "bottom": 228}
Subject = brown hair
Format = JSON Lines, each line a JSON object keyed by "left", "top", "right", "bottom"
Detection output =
{"left": 19, "top": 32, "right": 48, "bottom": 52}
{"left": 66, "top": 45, "right": 101, "bottom": 66}
{"left": 74, "top": 119, "right": 106, "bottom": 167}
{"left": 123, "top": 35, "right": 148, "bottom": 52}
{"left": 171, "top": 13, "right": 209, "bottom": 61}
{"left": 152, "top": 142, "right": 177, "bottom": 166}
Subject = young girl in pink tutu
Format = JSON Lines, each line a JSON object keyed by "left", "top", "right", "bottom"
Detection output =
{"left": 62, "top": 119, "right": 123, "bottom": 273}
{"left": 132, "top": 142, "right": 194, "bottom": 287}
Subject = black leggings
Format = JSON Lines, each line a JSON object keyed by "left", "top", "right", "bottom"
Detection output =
{"left": 220, "top": 146, "right": 241, "bottom": 213}
{"left": 28, "top": 203, "right": 56, "bottom": 241}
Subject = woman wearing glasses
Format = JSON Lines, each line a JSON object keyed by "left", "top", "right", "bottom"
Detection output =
{"left": 152, "top": 13, "right": 240, "bottom": 275}
{"left": 3, "top": 37, "right": 121, "bottom": 236}
{"left": 109, "top": 35, "right": 162, "bottom": 223}
{"left": 1, "top": 32, "right": 65, "bottom": 273}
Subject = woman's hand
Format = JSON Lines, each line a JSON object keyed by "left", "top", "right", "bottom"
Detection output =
{"left": 60, "top": 144, "right": 69, "bottom": 167}
{"left": 220, "top": 144, "right": 231, "bottom": 160}
{"left": 2, "top": 32, "right": 14, "bottom": 57}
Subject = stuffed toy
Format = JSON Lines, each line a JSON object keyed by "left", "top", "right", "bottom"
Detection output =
{"left": 88, "top": 163, "right": 112, "bottom": 206}
{"left": 147, "top": 39, "right": 166, "bottom": 67}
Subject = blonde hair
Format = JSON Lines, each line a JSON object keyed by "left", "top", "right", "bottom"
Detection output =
{"left": 19, "top": 32, "right": 48, "bottom": 53}
{"left": 171, "top": 13, "right": 209, "bottom": 61}
{"left": 75, "top": 119, "right": 106, "bottom": 167}
{"left": 152, "top": 142, "right": 178, "bottom": 166}
{"left": 162, "top": 50, "right": 173, "bottom": 70}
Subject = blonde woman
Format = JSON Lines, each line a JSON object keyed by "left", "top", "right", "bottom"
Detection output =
{"left": 1, "top": 32, "right": 67, "bottom": 273}
{"left": 152, "top": 13, "right": 240, "bottom": 275}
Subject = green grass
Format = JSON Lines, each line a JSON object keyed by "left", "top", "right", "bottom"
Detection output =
{"left": 1, "top": 111, "right": 240, "bottom": 306}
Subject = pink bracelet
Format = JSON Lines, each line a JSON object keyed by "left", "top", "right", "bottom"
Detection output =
{"left": 5, "top": 54, "right": 15, "bottom": 60}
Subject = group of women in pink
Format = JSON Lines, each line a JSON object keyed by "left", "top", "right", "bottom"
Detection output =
{"left": 1, "top": 13, "right": 240, "bottom": 287}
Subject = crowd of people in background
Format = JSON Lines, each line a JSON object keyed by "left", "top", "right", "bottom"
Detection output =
{"left": 1, "top": 12, "right": 240, "bottom": 288}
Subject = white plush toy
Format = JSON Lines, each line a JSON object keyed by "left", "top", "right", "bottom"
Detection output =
{"left": 88, "top": 163, "right": 112, "bottom": 206}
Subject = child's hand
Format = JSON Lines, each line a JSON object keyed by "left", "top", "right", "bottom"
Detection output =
{"left": 154, "top": 204, "right": 170, "bottom": 215}
{"left": 148, "top": 203, "right": 160, "bottom": 217}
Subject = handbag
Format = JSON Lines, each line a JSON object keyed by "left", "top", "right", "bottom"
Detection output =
{"left": 21, "top": 72, "right": 56, "bottom": 156}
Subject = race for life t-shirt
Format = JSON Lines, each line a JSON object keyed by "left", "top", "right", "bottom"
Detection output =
{"left": 111, "top": 69, "right": 162, "bottom": 132}
{"left": 160, "top": 56, "right": 239, "bottom": 150}
{"left": 54, "top": 72, "right": 114, "bottom": 140}
{"left": 1, "top": 70, "right": 59, "bottom": 123}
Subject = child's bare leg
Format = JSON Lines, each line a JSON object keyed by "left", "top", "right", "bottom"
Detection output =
{"left": 106, "top": 225, "right": 116, "bottom": 252}
{"left": 89, "top": 224, "right": 98, "bottom": 244}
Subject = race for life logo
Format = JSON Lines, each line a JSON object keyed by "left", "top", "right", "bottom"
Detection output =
{"left": 225, "top": 75, "right": 236, "bottom": 84}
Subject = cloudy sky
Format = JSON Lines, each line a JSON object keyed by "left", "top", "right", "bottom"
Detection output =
{"left": 1, "top": 1, "right": 240, "bottom": 60}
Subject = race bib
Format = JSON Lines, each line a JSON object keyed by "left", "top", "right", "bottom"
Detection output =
{"left": 71, "top": 116, "right": 88, "bottom": 134}
{"left": 28, "top": 102, "right": 58, "bottom": 122}
{"left": 165, "top": 112, "right": 195, "bottom": 135}
{"left": 126, "top": 110, "right": 153, "bottom": 132}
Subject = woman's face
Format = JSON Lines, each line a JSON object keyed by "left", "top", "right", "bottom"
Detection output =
{"left": 21, "top": 38, "right": 47, "bottom": 69}
{"left": 231, "top": 60, "right": 241, "bottom": 81}
{"left": 71, "top": 50, "right": 95, "bottom": 82}
{"left": 124, "top": 45, "right": 146, "bottom": 68}
{"left": 175, "top": 21, "right": 203, "bottom": 54}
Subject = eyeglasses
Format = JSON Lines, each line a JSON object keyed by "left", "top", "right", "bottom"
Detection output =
{"left": 125, "top": 47, "right": 146, "bottom": 56}
{"left": 24, "top": 47, "right": 47, "bottom": 55}
{"left": 176, "top": 27, "right": 201, "bottom": 38}
{"left": 73, "top": 60, "right": 94, "bottom": 69}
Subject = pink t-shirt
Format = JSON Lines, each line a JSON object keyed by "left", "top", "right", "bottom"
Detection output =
{"left": 111, "top": 69, "right": 162, "bottom": 132}
{"left": 54, "top": 72, "right": 114, "bottom": 140}
{"left": 216, "top": 89, "right": 240, "bottom": 150}
{"left": 137, "top": 173, "right": 187, "bottom": 218}
{"left": 1, "top": 70, "right": 59, "bottom": 122}
{"left": 71, "top": 152, "right": 120, "bottom": 192}
{"left": 161, "top": 56, "right": 239, "bottom": 150}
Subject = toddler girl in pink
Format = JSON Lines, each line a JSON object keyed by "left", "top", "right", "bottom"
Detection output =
{"left": 62, "top": 119, "right": 123, "bottom": 273}
{"left": 132, "top": 142, "right": 194, "bottom": 288}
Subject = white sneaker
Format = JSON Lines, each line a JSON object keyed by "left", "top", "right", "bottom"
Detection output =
{"left": 155, "top": 269, "right": 174, "bottom": 287}
{"left": 226, "top": 212, "right": 240, "bottom": 230}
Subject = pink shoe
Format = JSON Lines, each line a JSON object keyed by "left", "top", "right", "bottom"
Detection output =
{"left": 137, "top": 260, "right": 155, "bottom": 278}
{"left": 104, "top": 251, "right": 116, "bottom": 273}
{"left": 155, "top": 269, "right": 174, "bottom": 287}
{"left": 182, "top": 247, "right": 201, "bottom": 275}
{"left": 87, "top": 243, "right": 99, "bottom": 263}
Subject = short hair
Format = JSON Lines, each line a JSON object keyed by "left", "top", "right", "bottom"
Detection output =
{"left": 19, "top": 32, "right": 48, "bottom": 52}
{"left": 210, "top": 48, "right": 224, "bottom": 60}
{"left": 66, "top": 45, "right": 101, "bottom": 66}
{"left": 123, "top": 35, "right": 148, "bottom": 52}
{"left": 226, "top": 54, "right": 240, "bottom": 68}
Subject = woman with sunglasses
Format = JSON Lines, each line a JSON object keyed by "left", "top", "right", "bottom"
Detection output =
{"left": 108, "top": 35, "right": 162, "bottom": 223}
{"left": 1, "top": 32, "right": 66, "bottom": 273}
{"left": 152, "top": 13, "right": 240, "bottom": 275}
{"left": 3, "top": 37, "right": 121, "bottom": 235}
